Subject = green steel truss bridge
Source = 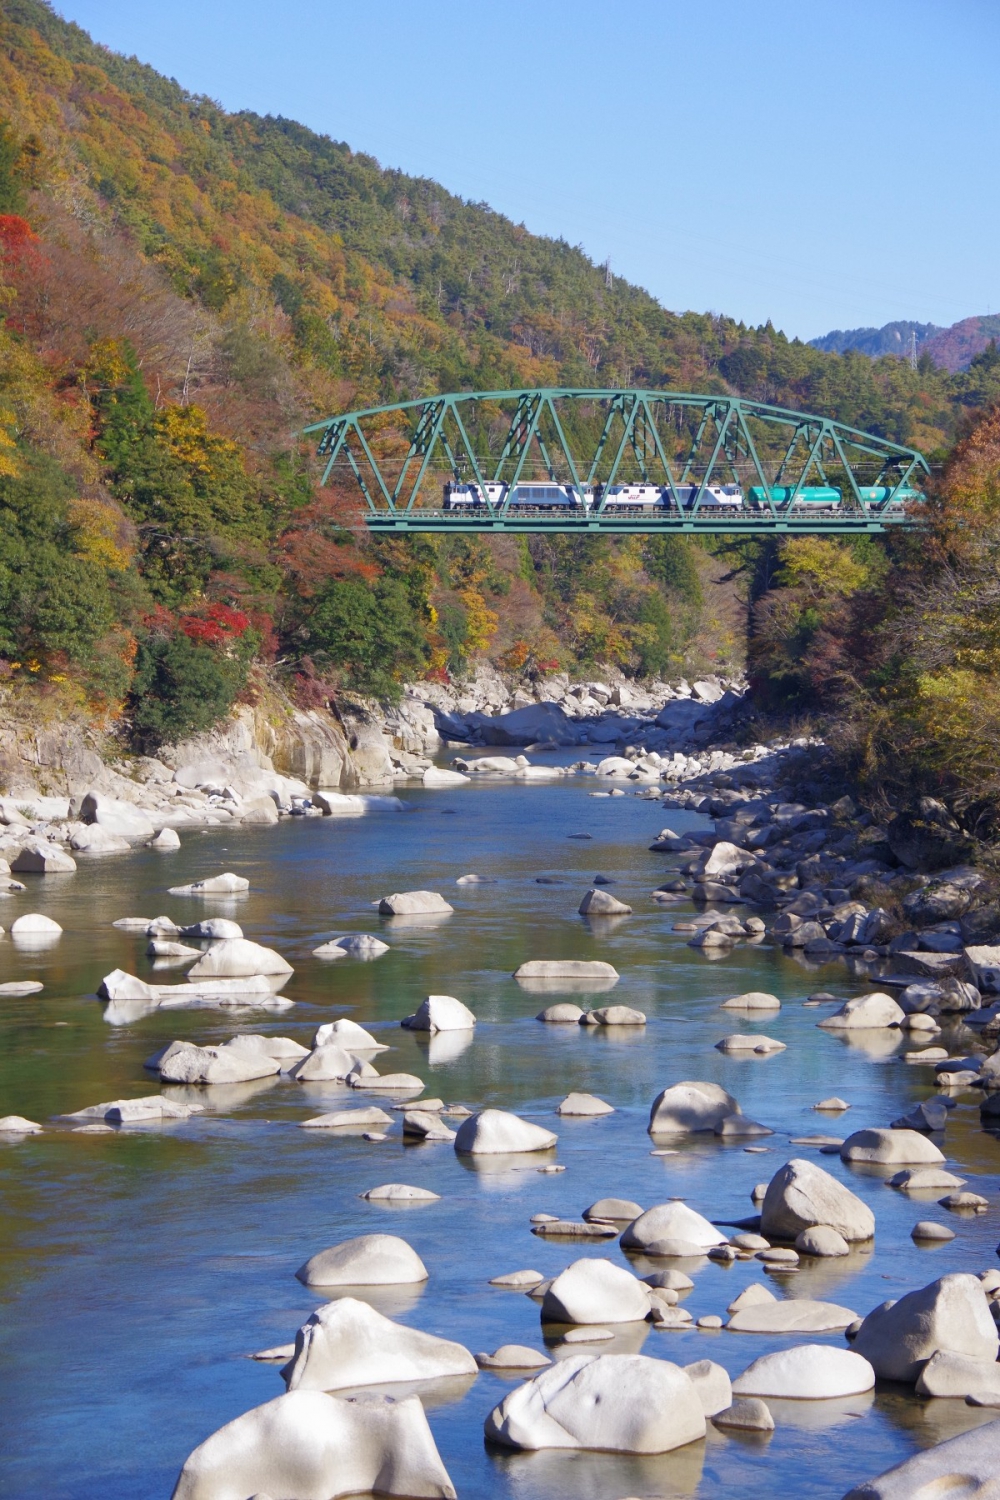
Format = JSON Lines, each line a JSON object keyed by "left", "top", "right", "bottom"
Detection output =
{"left": 303, "top": 388, "right": 929, "bottom": 535}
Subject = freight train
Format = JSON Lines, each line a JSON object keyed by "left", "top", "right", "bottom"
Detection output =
{"left": 442, "top": 480, "right": 920, "bottom": 512}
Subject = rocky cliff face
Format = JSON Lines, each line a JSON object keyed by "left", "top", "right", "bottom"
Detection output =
{"left": 0, "top": 666, "right": 749, "bottom": 805}
{"left": 0, "top": 714, "right": 119, "bottom": 800}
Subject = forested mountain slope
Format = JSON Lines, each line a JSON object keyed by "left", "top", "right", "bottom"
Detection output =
{"left": 1, "top": 0, "right": 999, "bottom": 759}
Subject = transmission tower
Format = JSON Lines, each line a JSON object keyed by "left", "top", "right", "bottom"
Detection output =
{"left": 909, "top": 330, "right": 918, "bottom": 370}
{"left": 604, "top": 257, "right": 613, "bottom": 290}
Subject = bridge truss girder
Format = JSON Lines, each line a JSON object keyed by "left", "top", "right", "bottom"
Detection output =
{"left": 303, "top": 388, "right": 929, "bottom": 534}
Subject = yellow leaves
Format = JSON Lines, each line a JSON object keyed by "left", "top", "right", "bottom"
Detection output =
{"left": 83, "top": 336, "right": 131, "bottom": 391}
{"left": 567, "top": 594, "right": 634, "bottom": 667}
{"left": 457, "top": 586, "right": 498, "bottom": 654}
{"left": 777, "top": 537, "right": 870, "bottom": 596}
{"left": 0, "top": 405, "right": 18, "bottom": 477}
{"left": 68, "top": 497, "right": 135, "bottom": 572}
{"left": 154, "top": 403, "right": 243, "bottom": 483}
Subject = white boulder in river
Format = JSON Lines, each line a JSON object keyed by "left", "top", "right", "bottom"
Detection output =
{"left": 484, "top": 1353, "right": 706, "bottom": 1453}
{"left": 360, "top": 1184, "right": 440, "bottom": 1203}
{"left": 283, "top": 1297, "right": 476, "bottom": 1392}
{"left": 721, "top": 991, "right": 781, "bottom": 1011}
{"left": 187, "top": 939, "right": 292, "bottom": 978}
{"left": 514, "top": 960, "right": 619, "bottom": 981}
{"left": 726, "top": 1298, "right": 858, "bottom": 1334}
{"left": 684, "top": 1359, "right": 733, "bottom": 1417}
{"left": 578, "top": 888, "right": 632, "bottom": 916}
{"left": 223, "top": 1034, "right": 307, "bottom": 1064}
{"left": 839, "top": 1128, "right": 944, "bottom": 1165}
{"left": 171, "top": 1388, "right": 456, "bottom": 1500}
{"left": 842, "top": 1420, "right": 1000, "bottom": 1500}
{"left": 733, "top": 1345, "right": 875, "bottom": 1399}
{"left": 70, "top": 824, "right": 131, "bottom": 854}
{"left": 157, "top": 1041, "right": 282, "bottom": 1085}
{"left": 147, "top": 826, "right": 181, "bottom": 850}
{"left": 556, "top": 1092, "right": 614, "bottom": 1116}
{"left": 818, "top": 993, "right": 905, "bottom": 1030}
{"left": 318, "top": 934, "right": 389, "bottom": 959}
{"left": 422, "top": 766, "right": 469, "bottom": 786}
{"left": 378, "top": 890, "right": 453, "bottom": 916}
{"left": 454, "top": 1109, "right": 557, "bottom": 1155}
{"left": 0, "top": 1115, "right": 42, "bottom": 1133}
{"left": 11, "top": 841, "right": 77, "bottom": 873}
{"left": 580, "top": 1005, "right": 645, "bottom": 1026}
{"left": 10, "top": 913, "right": 62, "bottom": 936}
{"left": 761, "top": 1158, "right": 875, "bottom": 1242}
{"left": 648, "top": 1081, "right": 741, "bottom": 1135}
{"left": 314, "top": 1019, "right": 388, "bottom": 1052}
{"left": 310, "top": 942, "right": 347, "bottom": 960}
{"left": 291, "top": 1045, "right": 359, "bottom": 1082}
{"left": 401, "top": 995, "right": 476, "bottom": 1032}
{"left": 851, "top": 1273, "right": 998, "bottom": 1382}
{"left": 179, "top": 919, "right": 243, "bottom": 939}
{"left": 915, "top": 1349, "right": 1000, "bottom": 1398}
{"left": 536, "top": 1004, "right": 585, "bottom": 1023}
{"left": 541, "top": 1259, "right": 651, "bottom": 1324}
{"left": 620, "top": 1202, "right": 727, "bottom": 1256}
{"left": 297, "top": 1234, "right": 429, "bottom": 1289}
{"left": 168, "top": 872, "right": 249, "bottom": 895}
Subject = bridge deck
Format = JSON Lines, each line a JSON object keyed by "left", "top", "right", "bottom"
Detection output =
{"left": 364, "top": 509, "right": 914, "bottom": 535}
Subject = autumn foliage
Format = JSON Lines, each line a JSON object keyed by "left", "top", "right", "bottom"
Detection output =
{"left": 1, "top": 0, "right": 999, "bottom": 751}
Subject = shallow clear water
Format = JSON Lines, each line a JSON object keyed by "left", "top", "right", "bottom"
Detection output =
{"left": 1, "top": 773, "right": 999, "bottom": 1499}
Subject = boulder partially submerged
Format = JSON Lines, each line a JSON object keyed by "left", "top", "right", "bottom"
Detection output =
{"left": 314, "top": 1019, "right": 388, "bottom": 1052}
{"left": 726, "top": 1299, "right": 859, "bottom": 1334}
{"left": 283, "top": 1297, "right": 476, "bottom": 1392}
{"left": 168, "top": 872, "right": 249, "bottom": 896}
{"left": 620, "top": 1201, "right": 727, "bottom": 1257}
{"left": 171, "top": 1388, "right": 456, "bottom": 1500}
{"left": 761, "top": 1158, "right": 875, "bottom": 1242}
{"left": 484, "top": 1353, "right": 705, "bottom": 1453}
{"left": 401, "top": 995, "right": 476, "bottom": 1032}
{"left": 840, "top": 1128, "right": 944, "bottom": 1166}
{"left": 818, "top": 993, "right": 905, "bottom": 1030}
{"left": 732, "top": 1345, "right": 875, "bottom": 1399}
{"left": 852, "top": 1273, "right": 998, "bottom": 1382}
{"left": 454, "top": 1109, "right": 557, "bottom": 1155}
{"left": 187, "top": 938, "right": 292, "bottom": 978}
{"left": 296, "top": 1234, "right": 429, "bottom": 1289}
{"left": 378, "top": 891, "right": 453, "bottom": 917}
{"left": 157, "top": 1040, "right": 283, "bottom": 1085}
{"left": 540, "top": 1259, "right": 650, "bottom": 1325}
{"left": 578, "top": 888, "right": 632, "bottom": 916}
{"left": 842, "top": 1418, "right": 1000, "bottom": 1500}
{"left": 515, "top": 960, "right": 619, "bottom": 981}
{"left": 648, "top": 1081, "right": 741, "bottom": 1135}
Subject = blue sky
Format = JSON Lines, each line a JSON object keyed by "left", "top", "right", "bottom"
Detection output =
{"left": 55, "top": 0, "right": 999, "bottom": 341}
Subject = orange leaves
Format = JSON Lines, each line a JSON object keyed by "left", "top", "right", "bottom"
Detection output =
{"left": 275, "top": 487, "right": 380, "bottom": 597}
{"left": 0, "top": 214, "right": 38, "bottom": 265}
{"left": 498, "top": 638, "right": 531, "bottom": 672}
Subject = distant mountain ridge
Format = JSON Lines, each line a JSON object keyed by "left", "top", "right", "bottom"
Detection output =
{"left": 812, "top": 315, "right": 1000, "bottom": 372}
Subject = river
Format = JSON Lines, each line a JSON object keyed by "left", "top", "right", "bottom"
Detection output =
{"left": 1, "top": 769, "right": 997, "bottom": 1498}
